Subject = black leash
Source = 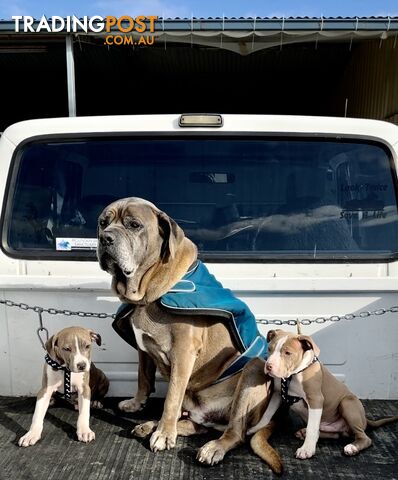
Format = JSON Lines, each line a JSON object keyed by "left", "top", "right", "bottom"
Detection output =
{"left": 280, "top": 356, "right": 319, "bottom": 406}
{"left": 44, "top": 354, "right": 72, "bottom": 399}
{"left": 281, "top": 376, "right": 302, "bottom": 406}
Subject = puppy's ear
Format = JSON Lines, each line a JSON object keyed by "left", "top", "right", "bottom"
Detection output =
{"left": 266, "top": 329, "right": 284, "bottom": 343}
{"left": 267, "top": 330, "right": 277, "bottom": 342}
{"left": 157, "top": 211, "right": 184, "bottom": 263}
{"left": 298, "top": 335, "right": 320, "bottom": 357}
{"left": 45, "top": 334, "right": 60, "bottom": 359}
{"left": 89, "top": 331, "right": 102, "bottom": 346}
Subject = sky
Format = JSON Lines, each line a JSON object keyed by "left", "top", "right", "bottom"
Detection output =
{"left": 1, "top": 0, "right": 398, "bottom": 20}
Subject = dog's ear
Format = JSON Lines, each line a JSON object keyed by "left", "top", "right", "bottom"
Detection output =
{"left": 157, "top": 211, "right": 184, "bottom": 263}
{"left": 89, "top": 331, "right": 102, "bottom": 346}
{"left": 266, "top": 329, "right": 284, "bottom": 343}
{"left": 267, "top": 330, "right": 277, "bottom": 342}
{"left": 45, "top": 335, "right": 54, "bottom": 354}
{"left": 298, "top": 335, "right": 320, "bottom": 356}
{"left": 45, "top": 334, "right": 60, "bottom": 359}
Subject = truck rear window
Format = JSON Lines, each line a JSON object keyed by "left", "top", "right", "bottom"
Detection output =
{"left": 3, "top": 136, "right": 398, "bottom": 261}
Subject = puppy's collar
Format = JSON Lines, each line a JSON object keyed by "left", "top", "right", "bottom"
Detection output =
{"left": 281, "top": 356, "right": 319, "bottom": 406}
{"left": 45, "top": 354, "right": 72, "bottom": 399}
{"left": 292, "top": 355, "right": 319, "bottom": 376}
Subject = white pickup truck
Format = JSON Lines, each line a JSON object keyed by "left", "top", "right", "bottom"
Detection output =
{"left": 0, "top": 114, "right": 397, "bottom": 399}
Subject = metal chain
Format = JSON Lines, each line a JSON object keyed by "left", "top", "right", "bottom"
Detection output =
{"left": 1, "top": 298, "right": 398, "bottom": 326}
{"left": 255, "top": 306, "right": 398, "bottom": 326}
{"left": 0, "top": 298, "right": 117, "bottom": 350}
{"left": 0, "top": 298, "right": 116, "bottom": 319}
{"left": 36, "top": 307, "right": 49, "bottom": 350}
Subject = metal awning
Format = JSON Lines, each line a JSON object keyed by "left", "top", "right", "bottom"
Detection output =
{"left": 0, "top": 16, "right": 397, "bottom": 55}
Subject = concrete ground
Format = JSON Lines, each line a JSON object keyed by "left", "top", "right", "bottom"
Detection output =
{"left": 0, "top": 397, "right": 397, "bottom": 480}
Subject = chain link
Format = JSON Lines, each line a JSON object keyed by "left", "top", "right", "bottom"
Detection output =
{"left": 1, "top": 298, "right": 398, "bottom": 326}
{"left": 255, "top": 305, "right": 398, "bottom": 326}
{"left": 36, "top": 307, "right": 49, "bottom": 350}
{"left": 0, "top": 298, "right": 116, "bottom": 320}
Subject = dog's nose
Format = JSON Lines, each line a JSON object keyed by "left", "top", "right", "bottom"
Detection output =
{"left": 266, "top": 363, "right": 273, "bottom": 372}
{"left": 100, "top": 232, "right": 115, "bottom": 247}
{"left": 77, "top": 362, "right": 87, "bottom": 371}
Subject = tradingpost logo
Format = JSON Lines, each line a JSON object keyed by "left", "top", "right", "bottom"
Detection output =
{"left": 12, "top": 15, "right": 158, "bottom": 46}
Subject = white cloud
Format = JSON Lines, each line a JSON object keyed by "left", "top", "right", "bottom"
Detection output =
{"left": 93, "top": 0, "right": 190, "bottom": 18}
{"left": 374, "top": 11, "right": 398, "bottom": 16}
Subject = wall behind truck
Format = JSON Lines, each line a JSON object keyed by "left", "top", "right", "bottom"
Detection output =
{"left": 0, "top": 40, "right": 68, "bottom": 130}
{"left": 341, "top": 36, "right": 398, "bottom": 123}
{"left": 1, "top": 35, "right": 397, "bottom": 130}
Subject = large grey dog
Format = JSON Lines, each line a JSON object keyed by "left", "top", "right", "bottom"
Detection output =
{"left": 97, "top": 197, "right": 281, "bottom": 473}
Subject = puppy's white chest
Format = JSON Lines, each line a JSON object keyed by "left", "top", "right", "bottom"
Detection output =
{"left": 70, "top": 372, "right": 85, "bottom": 392}
{"left": 46, "top": 365, "right": 85, "bottom": 394}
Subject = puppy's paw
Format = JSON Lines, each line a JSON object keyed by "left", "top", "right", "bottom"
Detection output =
{"left": 77, "top": 428, "right": 95, "bottom": 443}
{"left": 295, "top": 444, "right": 316, "bottom": 459}
{"left": 119, "top": 397, "right": 145, "bottom": 413}
{"left": 91, "top": 400, "right": 104, "bottom": 409}
{"left": 18, "top": 430, "right": 42, "bottom": 447}
{"left": 197, "top": 440, "right": 226, "bottom": 466}
{"left": 344, "top": 443, "right": 359, "bottom": 456}
{"left": 149, "top": 428, "right": 176, "bottom": 452}
{"left": 132, "top": 421, "right": 158, "bottom": 438}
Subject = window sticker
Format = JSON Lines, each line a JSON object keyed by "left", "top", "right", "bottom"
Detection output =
{"left": 340, "top": 183, "right": 388, "bottom": 192}
{"left": 56, "top": 238, "right": 98, "bottom": 251}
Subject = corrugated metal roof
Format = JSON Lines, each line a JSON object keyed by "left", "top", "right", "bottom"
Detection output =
{"left": 0, "top": 16, "right": 398, "bottom": 33}
{"left": 1, "top": 16, "right": 398, "bottom": 20}
{"left": 150, "top": 16, "right": 398, "bottom": 20}
{"left": 0, "top": 16, "right": 397, "bottom": 57}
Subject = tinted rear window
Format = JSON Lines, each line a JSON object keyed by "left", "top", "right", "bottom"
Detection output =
{"left": 3, "top": 136, "right": 398, "bottom": 261}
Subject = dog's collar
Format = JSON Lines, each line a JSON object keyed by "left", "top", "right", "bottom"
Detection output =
{"left": 281, "top": 355, "right": 319, "bottom": 406}
{"left": 291, "top": 355, "right": 319, "bottom": 376}
{"left": 44, "top": 354, "right": 72, "bottom": 399}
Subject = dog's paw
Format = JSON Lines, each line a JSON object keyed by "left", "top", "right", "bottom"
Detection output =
{"left": 149, "top": 428, "right": 176, "bottom": 452}
{"left": 132, "top": 421, "right": 158, "bottom": 438}
{"left": 296, "top": 444, "right": 316, "bottom": 459}
{"left": 18, "top": 430, "right": 41, "bottom": 447}
{"left": 119, "top": 397, "right": 145, "bottom": 413}
{"left": 197, "top": 440, "right": 226, "bottom": 465}
{"left": 343, "top": 443, "right": 359, "bottom": 456}
{"left": 295, "top": 428, "right": 307, "bottom": 440}
{"left": 77, "top": 428, "right": 95, "bottom": 443}
{"left": 91, "top": 400, "right": 104, "bottom": 409}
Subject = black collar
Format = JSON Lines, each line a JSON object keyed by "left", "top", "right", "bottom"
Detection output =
{"left": 280, "top": 356, "right": 319, "bottom": 406}
{"left": 45, "top": 354, "right": 72, "bottom": 399}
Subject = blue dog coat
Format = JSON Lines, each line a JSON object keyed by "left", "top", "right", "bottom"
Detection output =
{"left": 113, "top": 261, "right": 267, "bottom": 383}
